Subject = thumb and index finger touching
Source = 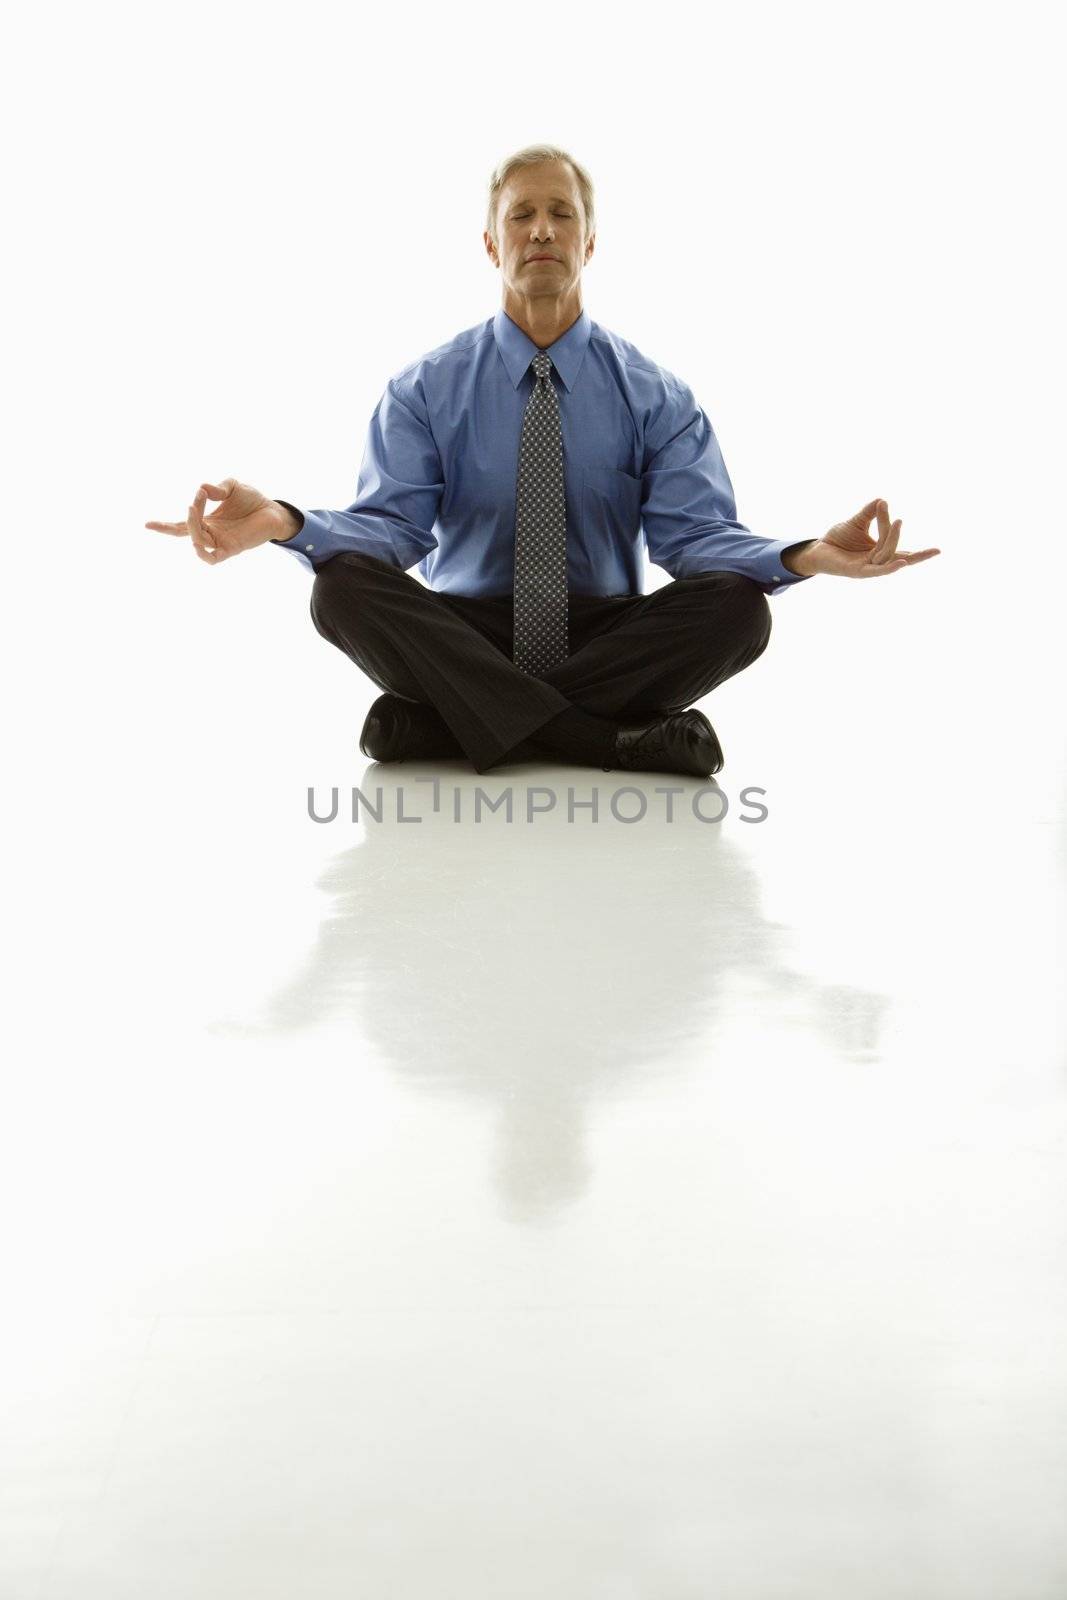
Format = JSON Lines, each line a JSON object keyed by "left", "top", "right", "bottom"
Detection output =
{"left": 199, "top": 477, "right": 237, "bottom": 502}
{"left": 144, "top": 477, "right": 236, "bottom": 542}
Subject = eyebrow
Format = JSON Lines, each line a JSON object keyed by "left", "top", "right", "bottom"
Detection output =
{"left": 506, "top": 196, "right": 576, "bottom": 207}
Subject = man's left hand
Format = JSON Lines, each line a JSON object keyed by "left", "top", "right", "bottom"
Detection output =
{"left": 784, "top": 499, "right": 941, "bottom": 579}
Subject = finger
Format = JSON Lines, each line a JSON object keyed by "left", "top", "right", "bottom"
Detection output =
{"left": 852, "top": 496, "right": 881, "bottom": 530}
{"left": 900, "top": 548, "right": 941, "bottom": 563}
{"left": 863, "top": 556, "right": 908, "bottom": 578}
{"left": 144, "top": 520, "right": 189, "bottom": 537}
{"left": 201, "top": 478, "right": 235, "bottom": 502}
{"left": 869, "top": 501, "right": 892, "bottom": 561}
{"left": 873, "top": 498, "right": 891, "bottom": 543}
{"left": 872, "top": 516, "right": 902, "bottom": 566}
{"left": 188, "top": 490, "right": 216, "bottom": 560}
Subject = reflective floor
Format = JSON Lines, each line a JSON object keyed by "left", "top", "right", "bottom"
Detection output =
{"left": 4, "top": 569, "right": 1066, "bottom": 1598}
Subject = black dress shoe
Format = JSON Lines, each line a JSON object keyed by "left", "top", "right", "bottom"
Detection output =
{"left": 603, "top": 708, "right": 724, "bottom": 779}
{"left": 359, "top": 693, "right": 461, "bottom": 761}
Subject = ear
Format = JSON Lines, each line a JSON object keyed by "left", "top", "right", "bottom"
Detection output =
{"left": 483, "top": 229, "right": 499, "bottom": 267}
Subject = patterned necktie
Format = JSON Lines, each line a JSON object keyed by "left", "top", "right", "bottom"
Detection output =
{"left": 513, "top": 350, "right": 569, "bottom": 674}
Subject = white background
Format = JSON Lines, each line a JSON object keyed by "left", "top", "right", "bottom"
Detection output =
{"left": 3, "top": 2, "right": 1065, "bottom": 1596}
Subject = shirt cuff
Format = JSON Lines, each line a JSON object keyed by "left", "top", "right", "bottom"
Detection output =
{"left": 762, "top": 539, "right": 816, "bottom": 591}
{"left": 270, "top": 499, "right": 306, "bottom": 545}
{"left": 269, "top": 500, "right": 330, "bottom": 573}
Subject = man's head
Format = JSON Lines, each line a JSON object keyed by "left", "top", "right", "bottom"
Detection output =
{"left": 484, "top": 145, "right": 596, "bottom": 303}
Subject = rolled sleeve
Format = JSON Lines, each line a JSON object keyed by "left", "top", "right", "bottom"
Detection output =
{"left": 641, "top": 381, "right": 813, "bottom": 595}
{"left": 271, "top": 380, "right": 443, "bottom": 574}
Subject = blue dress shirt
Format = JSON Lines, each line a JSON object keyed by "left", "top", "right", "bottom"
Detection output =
{"left": 273, "top": 306, "right": 812, "bottom": 597}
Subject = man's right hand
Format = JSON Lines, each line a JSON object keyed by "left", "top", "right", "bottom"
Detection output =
{"left": 145, "top": 479, "right": 300, "bottom": 565}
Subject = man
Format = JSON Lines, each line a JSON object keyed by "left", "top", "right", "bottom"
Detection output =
{"left": 146, "top": 144, "right": 939, "bottom": 778}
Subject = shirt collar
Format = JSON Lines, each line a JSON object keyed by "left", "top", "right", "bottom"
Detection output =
{"left": 493, "top": 305, "right": 592, "bottom": 393}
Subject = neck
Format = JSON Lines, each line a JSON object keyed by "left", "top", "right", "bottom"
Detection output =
{"left": 501, "top": 289, "right": 583, "bottom": 351}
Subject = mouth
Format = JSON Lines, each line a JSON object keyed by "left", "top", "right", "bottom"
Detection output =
{"left": 526, "top": 255, "right": 560, "bottom": 263}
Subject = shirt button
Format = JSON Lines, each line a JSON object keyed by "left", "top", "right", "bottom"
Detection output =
{"left": 772, "top": 576, "right": 780, "bottom": 583}
{"left": 306, "top": 544, "right": 314, "bottom": 553}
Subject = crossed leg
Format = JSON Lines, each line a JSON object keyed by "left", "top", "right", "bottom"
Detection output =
{"left": 309, "top": 552, "right": 772, "bottom": 773}
{"left": 535, "top": 571, "right": 773, "bottom": 723}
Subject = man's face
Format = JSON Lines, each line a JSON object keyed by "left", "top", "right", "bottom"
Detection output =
{"left": 485, "top": 159, "right": 594, "bottom": 298}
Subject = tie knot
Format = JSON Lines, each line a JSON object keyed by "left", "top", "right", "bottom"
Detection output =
{"left": 532, "top": 351, "right": 552, "bottom": 383}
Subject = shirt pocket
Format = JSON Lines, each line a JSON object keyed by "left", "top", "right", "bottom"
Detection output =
{"left": 581, "top": 464, "right": 643, "bottom": 544}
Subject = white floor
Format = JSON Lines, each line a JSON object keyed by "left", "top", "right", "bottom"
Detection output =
{"left": 4, "top": 557, "right": 1066, "bottom": 1598}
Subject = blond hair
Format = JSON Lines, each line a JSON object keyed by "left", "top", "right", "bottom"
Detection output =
{"left": 485, "top": 144, "right": 596, "bottom": 245}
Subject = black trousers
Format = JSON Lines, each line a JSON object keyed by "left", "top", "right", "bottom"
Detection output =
{"left": 309, "top": 552, "right": 773, "bottom": 773}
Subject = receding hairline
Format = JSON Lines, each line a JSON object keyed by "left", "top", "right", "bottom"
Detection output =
{"left": 502, "top": 191, "right": 581, "bottom": 206}
{"left": 497, "top": 165, "right": 584, "bottom": 213}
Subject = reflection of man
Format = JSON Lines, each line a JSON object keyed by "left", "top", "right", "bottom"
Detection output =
{"left": 146, "top": 143, "right": 939, "bottom": 778}
{"left": 233, "top": 807, "right": 887, "bottom": 1221}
